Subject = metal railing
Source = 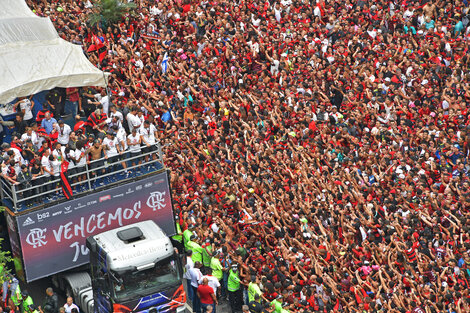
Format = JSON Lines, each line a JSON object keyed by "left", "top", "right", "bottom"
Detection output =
{"left": 0, "top": 142, "right": 165, "bottom": 213}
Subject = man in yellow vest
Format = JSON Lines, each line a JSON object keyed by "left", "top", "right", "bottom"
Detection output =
{"left": 247, "top": 275, "right": 262, "bottom": 304}
{"left": 271, "top": 295, "right": 283, "bottom": 313}
{"left": 183, "top": 228, "right": 194, "bottom": 251}
{"left": 21, "top": 290, "right": 34, "bottom": 313}
{"left": 227, "top": 263, "right": 242, "bottom": 313}
{"left": 171, "top": 216, "right": 184, "bottom": 252}
{"left": 26, "top": 305, "right": 40, "bottom": 313}
{"left": 210, "top": 251, "right": 223, "bottom": 283}
{"left": 201, "top": 239, "right": 213, "bottom": 268}
{"left": 187, "top": 235, "right": 204, "bottom": 263}
{"left": 280, "top": 302, "right": 291, "bottom": 313}
{"left": 7, "top": 276, "right": 21, "bottom": 310}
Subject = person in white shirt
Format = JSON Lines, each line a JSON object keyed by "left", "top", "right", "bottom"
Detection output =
{"left": 52, "top": 143, "right": 66, "bottom": 162}
{"left": 127, "top": 128, "right": 142, "bottom": 172}
{"left": 199, "top": 268, "right": 221, "bottom": 296}
{"left": 3, "top": 144, "right": 25, "bottom": 167}
{"left": 41, "top": 148, "right": 52, "bottom": 179}
{"left": 114, "top": 126, "right": 129, "bottom": 177}
{"left": 184, "top": 250, "right": 195, "bottom": 301}
{"left": 73, "top": 141, "right": 87, "bottom": 186}
{"left": 139, "top": 120, "right": 158, "bottom": 164}
{"left": 64, "top": 297, "right": 79, "bottom": 313}
{"left": 126, "top": 107, "right": 142, "bottom": 132}
{"left": 92, "top": 90, "right": 111, "bottom": 115}
{"left": 48, "top": 154, "right": 61, "bottom": 198}
{"left": 57, "top": 120, "right": 72, "bottom": 145}
{"left": 102, "top": 132, "right": 121, "bottom": 178}
{"left": 109, "top": 105, "right": 124, "bottom": 123}
{"left": 64, "top": 146, "right": 76, "bottom": 180}
{"left": 189, "top": 262, "right": 203, "bottom": 311}
{"left": 20, "top": 127, "right": 39, "bottom": 147}
{"left": 15, "top": 97, "right": 34, "bottom": 125}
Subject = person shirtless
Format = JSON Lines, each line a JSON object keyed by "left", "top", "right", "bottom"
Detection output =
{"left": 423, "top": 2, "right": 437, "bottom": 18}
{"left": 86, "top": 139, "right": 105, "bottom": 180}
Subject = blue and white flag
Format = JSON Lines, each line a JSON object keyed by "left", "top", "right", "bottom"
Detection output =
{"left": 161, "top": 52, "right": 169, "bottom": 74}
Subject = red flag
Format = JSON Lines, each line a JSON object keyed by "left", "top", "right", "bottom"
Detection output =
{"left": 99, "top": 50, "right": 107, "bottom": 63}
{"left": 60, "top": 161, "right": 73, "bottom": 199}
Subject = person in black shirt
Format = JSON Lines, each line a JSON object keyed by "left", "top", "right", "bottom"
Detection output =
{"left": 57, "top": 87, "right": 67, "bottom": 117}
{"left": 17, "top": 164, "right": 32, "bottom": 206}
{"left": 80, "top": 86, "right": 96, "bottom": 117}
{"left": 249, "top": 294, "right": 262, "bottom": 313}
{"left": 30, "top": 159, "right": 43, "bottom": 202}
{"left": 14, "top": 113, "right": 27, "bottom": 135}
{"left": 46, "top": 88, "right": 62, "bottom": 117}
{"left": 22, "top": 140, "right": 37, "bottom": 162}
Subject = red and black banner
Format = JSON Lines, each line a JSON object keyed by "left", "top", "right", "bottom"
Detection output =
{"left": 60, "top": 161, "right": 73, "bottom": 200}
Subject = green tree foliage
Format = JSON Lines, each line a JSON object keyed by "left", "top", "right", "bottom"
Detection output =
{"left": 0, "top": 207, "right": 12, "bottom": 283}
{"left": 88, "top": 0, "right": 136, "bottom": 28}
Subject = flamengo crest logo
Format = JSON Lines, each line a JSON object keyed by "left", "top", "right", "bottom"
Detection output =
{"left": 26, "top": 228, "right": 47, "bottom": 248}
{"left": 147, "top": 191, "right": 166, "bottom": 211}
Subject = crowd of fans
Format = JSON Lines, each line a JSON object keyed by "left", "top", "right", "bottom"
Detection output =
{"left": 1, "top": 0, "right": 470, "bottom": 312}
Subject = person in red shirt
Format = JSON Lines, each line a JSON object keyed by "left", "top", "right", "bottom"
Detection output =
{"left": 66, "top": 87, "right": 81, "bottom": 117}
{"left": 197, "top": 278, "right": 217, "bottom": 313}
{"left": 73, "top": 115, "right": 86, "bottom": 133}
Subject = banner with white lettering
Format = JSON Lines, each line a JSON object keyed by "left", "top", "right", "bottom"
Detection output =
{"left": 15, "top": 172, "right": 175, "bottom": 282}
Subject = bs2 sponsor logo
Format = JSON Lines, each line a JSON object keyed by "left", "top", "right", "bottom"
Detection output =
{"left": 37, "top": 212, "right": 50, "bottom": 222}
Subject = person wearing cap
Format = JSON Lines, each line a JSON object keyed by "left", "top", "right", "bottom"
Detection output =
{"left": 201, "top": 238, "right": 213, "bottom": 269}
{"left": 5, "top": 276, "right": 21, "bottom": 310}
{"left": 227, "top": 263, "right": 242, "bottom": 313}
{"left": 187, "top": 235, "right": 204, "bottom": 264}
{"left": 279, "top": 302, "right": 291, "bottom": 313}
{"left": 248, "top": 293, "right": 262, "bottom": 313}
{"left": 21, "top": 290, "right": 34, "bottom": 313}
{"left": 189, "top": 262, "right": 203, "bottom": 313}
{"left": 210, "top": 250, "right": 223, "bottom": 283}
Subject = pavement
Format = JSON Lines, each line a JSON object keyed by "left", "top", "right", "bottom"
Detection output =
{"left": 20, "top": 276, "right": 231, "bottom": 313}
{"left": 183, "top": 279, "right": 231, "bottom": 313}
{"left": 19, "top": 276, "right": 66, "bottom": 310}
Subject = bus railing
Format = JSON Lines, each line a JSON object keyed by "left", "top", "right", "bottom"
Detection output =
{"left": 0, "top": 142, "right": 165, "bottom": 213}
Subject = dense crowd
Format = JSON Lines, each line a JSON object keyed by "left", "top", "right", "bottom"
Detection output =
{"left": 2, "top": 0, "right": 470, "bottom": 312}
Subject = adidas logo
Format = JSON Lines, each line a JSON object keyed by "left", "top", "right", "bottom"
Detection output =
{"left": 22, "top": 217, "right": 35, "bottom": 227}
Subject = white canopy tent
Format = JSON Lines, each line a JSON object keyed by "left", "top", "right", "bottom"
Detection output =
{"left": 0, "top": 0, "right": 107, "bottom": 104}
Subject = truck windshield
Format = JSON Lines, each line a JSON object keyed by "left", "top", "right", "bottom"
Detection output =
{"left": 112, "top": 256, "right": 181, "bottom": 301}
